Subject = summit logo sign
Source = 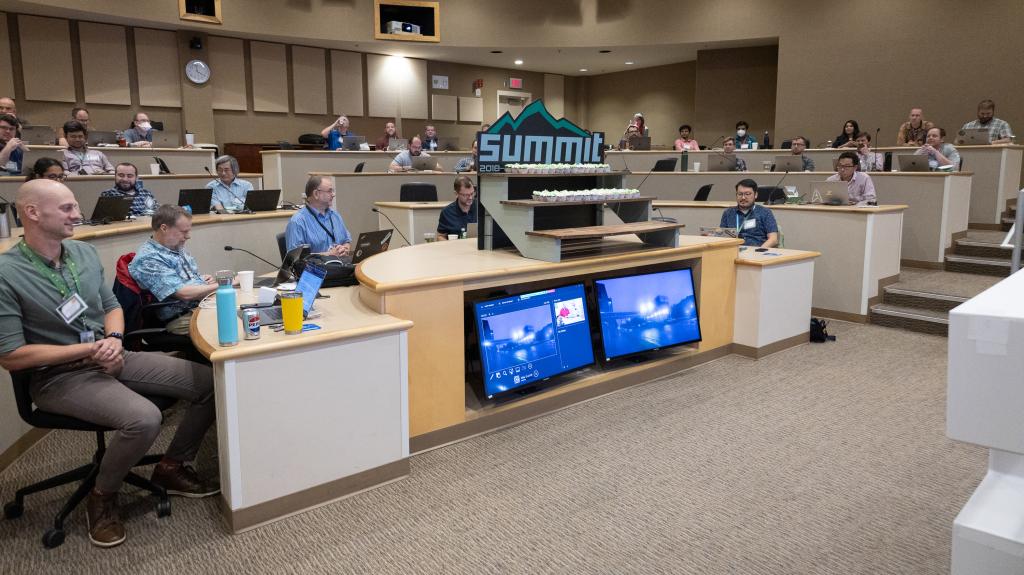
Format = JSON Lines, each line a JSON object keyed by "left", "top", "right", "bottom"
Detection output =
{"left": 477, "top": 100, "right": 605, "bottom": 172}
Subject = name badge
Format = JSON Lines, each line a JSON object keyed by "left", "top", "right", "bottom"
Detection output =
{"left": 57, "top": 293, "right": 88, "bottom": 325}
{"left": 743, "top": 218, "right": 757, "bottom": 230}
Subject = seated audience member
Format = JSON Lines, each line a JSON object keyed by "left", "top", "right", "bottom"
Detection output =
{"left": 25, "top": 156, "right": 65, "bottom": 182}
{"left": 375, "top": 121, "right": 400, "bottom": 150}
{"left": 61, "top": 121, "right": 114, "bottom": 175}
{"left": 101, "top": 163, "right": 157, "bottom": 216}
{"left": 629, "top": 113, "right": 648, "bottom": 136}
{"left": 0, "top": 114, "right": 26, "bottom": 175}
{"left": 674, "top": 124, "right": 699, "bottom": 151}
{"left": 959, "top": 99, "right": 1014, "bottom": 145}
{"left": 855, "top": 132, "right": 884, "bottom": 171}
{"left": 437, "top": 176, "right": 477, "bottom": 240}
{"left": 0, "top": 180, "right": 217, "bottom": 548}
{"left": 123, "top": 112, "right": 154, "bottom": 147}
{"left": 285, "top": 175, "right": 351, "bottom": 256}
{"left": 454, "top": 139, "right": 478, "bottom": 173}
{"left": 206, "top": 155, "right": 252, "bottom": 212}
{"left": 916, "top": 127, "right": 960, "bottom": 170}
{"left": 388, "top": 136, "right": 441, "bottom": 172}
{"left": 0, "top": 96, "right": 16, "bottom": 117}
{"left": 832, "top": 120, "right": 859, "bottom": 148}
{"left": 423, "top": 124, "right": 439, "bottom": 151}
{"left": 719, "top": 178, "right": 778, "bottom": 248}
{"left": 733, "top": 120, "right": 757, "bottom": 149}
{"left": 789, "top": 136, "right": 815, "bottom": 171}
{"left": 720, "top": 139, "right": 748, "bottom": 171}
{"left": 320, "top": 114, "right": 356, "bottom": 142}
{"left": 57, "top": 107, "right": 91, "bottom": 147}
{"left": 620, "top": 124, "right": 643, "bottom": 150}
{"left": 896, "top": 107, "right": 933, "bottom": 146}
{"left": 827, "top": 151, "right": 876, "bottom": 205}
{"left": 130, "top": 205, "right": 223, "bottom": 335}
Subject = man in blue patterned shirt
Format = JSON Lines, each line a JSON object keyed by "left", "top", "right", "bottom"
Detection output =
{"left": 206, "top": 155, "right": 252, "bottom": 212}
{"left": 129, "top": 205, "right": 221, "bottom": 335}
{"left": 100, "top": 163, "right": 157, "bottom": 216}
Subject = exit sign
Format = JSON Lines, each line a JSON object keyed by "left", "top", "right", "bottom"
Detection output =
{"left": 509, "top": 77, "right": 523, "bottom": 89}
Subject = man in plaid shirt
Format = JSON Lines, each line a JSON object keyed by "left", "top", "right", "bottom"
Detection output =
{"left": 960, "top": 99, "right": 1015, "bottom": 145}
{"left": 100, "top": 162, "right": 157, "bottom": 216}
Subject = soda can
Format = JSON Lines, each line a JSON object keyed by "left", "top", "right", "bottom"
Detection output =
{"left": 242, "top": 308, "right": 261, "bottom": 340}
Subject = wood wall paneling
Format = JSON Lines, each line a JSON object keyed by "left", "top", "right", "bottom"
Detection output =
{"left": 79, "top": 22, "right": 131, "bottom": 105}
{"left": 291, "top": 45, "right": 326, "bottom": 115}
{"left": 134, "top": 28, "right": 181, "bottom": 108}
{"left": 431, "top": 93, "right": 456, "bottom": 121}
{"left": 18, "top": 15, "right": 74, "bottom": 102}
{"left": 0, "top": 14, "right": 15, "bottom": 99}
{"left": 543, "top": 73, "right": 564, "bottom": 118}
{"left": 330, "top": 50, "right": 363, "bottom": 117}
{"left": 208, "top": 35, "right": 246, "bottom": 111}
{"left": 250, "top": 41, "right": 288, "bottom": 113}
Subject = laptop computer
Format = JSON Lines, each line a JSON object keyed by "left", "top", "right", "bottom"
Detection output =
{"left": 388, "top": 137, "right": 409, "bottom": 151}
{"left": 699, "top": 226, "right": 738, "bottom": 238}
{"left": 809, "top": 181, "right": 849, "bottom": 205}
{"left": 248, "top": 263, "right": 327, "bottom": 326}
{"left": 20, "top": 125, "right": 55, "bottom": 145}
{"left": 436, "top": 137, "right": 460, "bottom": 151}
{"left": 254, "top": 244, "right": 312, "bottom": 288}
{"left": 243, "top": 189, "right": 281, "bottom": 212}
{"left": 88, "top": 131, "right": 118, "bottom": 146}
{"left": 89, "top": 196, "right": 133, "bottom": 223}
{"left": 411, "top": 155, "right": 437, "bottom": 171}
{"left": 151, "top": 131, "right": 179, "bottom": 148}
{"left": 896, "top": 154, "right": 930, "bottom": 172}
{"left": 772, "top": 155, "right": 805, "bottom": 172}
{"left": 706, "top": 154, "right": 739, "bottom": 172}
{"left": 959, "top": 128, "right": 990, "bottom": 145}
{"left": 351, "top": 229, "right": 393, "bottom": 264}
{"left": 341, "top": 136, "right": 366, "bottom": 151}
{"left": 178, "top": 188, "right": 213, "bottom": 215}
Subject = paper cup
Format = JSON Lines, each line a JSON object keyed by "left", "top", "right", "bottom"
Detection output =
{"left": 692, "top": 162, "right": 701, "bottom": 172}
{"left": 185, "top": 133, "right": 195, "bottom": 146}
{"left": 237, "top": 270, "right": 254, "bottom": 292}
{"left": 149, "top": 163, "right": 161, "bottom": 175}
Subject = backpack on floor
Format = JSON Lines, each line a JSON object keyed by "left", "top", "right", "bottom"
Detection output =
{"left": 810, "top": 318, "right": 836, "bottom": 343}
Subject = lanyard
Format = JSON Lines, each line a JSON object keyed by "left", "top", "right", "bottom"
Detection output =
{"left": 306, "top": 206, "right": 336, "bottom": 242}
{"left": 18, "top": 241, "right": 81, "bottom": 299}
{"left": 735, "top": 210, "right": 753, "bottom": 235}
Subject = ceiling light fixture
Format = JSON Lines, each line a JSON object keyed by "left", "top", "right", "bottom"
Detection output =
{"left": 579, "top": 68, "right": 588, "bottom": 72}
{"left": 514, "top": 59, "right": 523, "bottom": 65}
{"left": 625, "top": 61, "right": 635, "bottom": 65}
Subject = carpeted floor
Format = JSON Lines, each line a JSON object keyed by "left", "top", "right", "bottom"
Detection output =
{"left": 0, "top": 321, "right": 985, "bottom": 574}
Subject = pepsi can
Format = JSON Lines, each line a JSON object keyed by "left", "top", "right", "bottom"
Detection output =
{"left": 242, "top": 308, "right": 261, "bottom": 340}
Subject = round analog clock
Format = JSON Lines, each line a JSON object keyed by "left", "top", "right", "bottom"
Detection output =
{"left": 185, "top": 59, "right": 211, "bottom": 84}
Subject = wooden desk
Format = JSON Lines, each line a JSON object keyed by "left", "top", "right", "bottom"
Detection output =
{"left": 373, "top": 201, "right": 449, "bottom": 247}
{"left": 654, "top": 201, "right": 905, "bottom": 321}
{"left": 23, "top": 145, "right": 215, "bottom": 176}
{"left": 191, "top": 286, "right": 412, "bottom": 533}
{"left": 605, "top": 148, "right": 843, "bottom": 173}
{"left": 261, "top": 150, "right": 469, "bottom": 194}
{"left": 734, "top": 248, "right": 820, "bottom": 357}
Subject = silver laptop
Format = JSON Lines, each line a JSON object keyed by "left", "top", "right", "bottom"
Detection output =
{"left": 809, "top": 181, "right": 849, "bottom": 205}
{"left": 388, "top": 137, "right": 409, "bottom": 151}
{"left": 152, "top": 131, "right": 179, "bottom": 148}
{"left": 435, "top": 137, "right": 460, "bottom": 151}
{"left": 88, "top": 131, "right": 118, "bottom": 146}
{"left": 246, "top": 263, "right": 326, "bottom": 326}
{"left": 896, "top": 154, "right": 930, "bottom": 172}
{"left": 20, "top": 125, "right": 55, "bottom": 145}
{"left": 773, "top": 155, "right": 805, "bottom": 172}
{"left": 959, "top": 128, "right": 990, "bottom": 145}
{"left": 411, "top": 155, "right": 437, "bottom": 171}
{"left": 706, "top": 154, "right": 739, "bottom": 172}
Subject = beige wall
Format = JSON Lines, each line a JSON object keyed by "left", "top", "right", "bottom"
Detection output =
{"left": 694, "top": 46, "right": 777, "bottom": 147}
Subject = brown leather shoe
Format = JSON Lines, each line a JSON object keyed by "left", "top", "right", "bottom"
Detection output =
{"left": 151, "top": 464, "right": 220, "bottom": 498}
{"left": 86, "top": 490, "right": 126, "bottom": 548}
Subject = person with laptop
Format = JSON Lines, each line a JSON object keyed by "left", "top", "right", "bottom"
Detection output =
{"left": 718, "top": 139, "right": 748, "bottom": 171}
{"left": 423, "top": 124, "right": 440, "bottom": 151}
{"left": 959, "top": 99, "right": 1014, "bottom": 145}
{"left": 206, "top": 154, "right": 252, "bottom": 212}
{"left": 285, "top": 175, "right": 352, "bottom": 256}
{"left": 319, "top": 114, "right": 357, "bottom": 146}
{"left": 123, "top": 112, "right": 154, "bottom": 148}
{"left": 788, "top": 136, "right": 815, "bottom": 171}
{"left": 0, "top": 114, "right": 26, "bottom": 176}
{"left": 674, "top": 124, "right": 699, "bottom": 151}
{"left": 61, "top": 121, "right": 114, "bottom": 175}
{"left": 0, "top": 181, "right": 217, "bottom": 548}
{"left": 827, "top": 151, "right": 876, "bottom": 205}
{"left": 388, "top": 136, "right": 442, "bottom": 173}
{"left": 855, "top": 132, "right": 884, "bottom": 171}
{"left": 100, "top": 163, "right": 157, "bottom": 216}
{"left": 719, "top": 178, "right": 778, "bottom": 248}
{"left": 454, "top": 139, "right": 479, "bottom": 173}
{"left": 375, "top": 121, "right": 401, "bottom": 151}
{"left": 57, "top": 107, "right": 91, "bottom": 147}
{"left": 896, "top": 107, "right": 933, "bottom": 146}
{"left": 733, "top": 121, "right": 757, "bottom": 149}
{"left": 619, "top": 124, "right": 644, "bottom": 150}
{"left": 915, "top": 127, "right": 960, "bottom": 170}
{"left": 437, "top": 176, "right": 477, "bottom": 240}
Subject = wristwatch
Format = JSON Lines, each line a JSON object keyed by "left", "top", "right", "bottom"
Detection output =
{"left": 107, "top": 332, "right": 124, "bottom": 340}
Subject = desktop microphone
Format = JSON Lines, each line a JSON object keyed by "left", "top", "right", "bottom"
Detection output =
{"left": 223, "top": 245, "right": 284, "bottom": 271}
{"left": 370, "top": 207, "right": 413, "bottom": 246}
{"left": 765, "top": 169, "right": 790, "bottom": 205}
{"left": 873, "top": 127, "right": 882, "bottom": 169}
{"left": 204, "top": 166, "right": 214, "bottom": 177}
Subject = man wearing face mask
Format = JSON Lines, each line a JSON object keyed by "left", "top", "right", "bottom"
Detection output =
{"left": 733, "top": 121, "right": 757, "bottom": 149}
{"left": 123, "top": 112, "right": 155, "bottom": 148}
{"left": 100, "top": 163, "right": 157, "bottom": 216}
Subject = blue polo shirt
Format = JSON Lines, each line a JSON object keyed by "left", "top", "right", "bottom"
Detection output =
{"left": 719, "top": 204, "right": 778, "bottom": 247}
{"left": 285, "top": 206, "right": 351, "bottom": 253}
{"left": 437, "top": 200, "right": 477, "bottom": 236}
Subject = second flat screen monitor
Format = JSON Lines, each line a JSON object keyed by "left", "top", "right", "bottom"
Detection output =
{"left": 594, "top": 268, "right": 701, "bottom": 361}
{"left": 474, "top": 283, "right": 594, "bottom": 400}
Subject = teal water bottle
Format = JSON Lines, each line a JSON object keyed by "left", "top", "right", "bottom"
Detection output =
{"left": 215, "top": 270, "right": 238, "bottom": 347}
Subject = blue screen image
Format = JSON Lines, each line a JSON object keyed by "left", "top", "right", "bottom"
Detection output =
{"left": 595, "top": 268, "right": 701, "bottom": 360}
{"left": 474, "top": 283, "right": 594, "bottom": 398}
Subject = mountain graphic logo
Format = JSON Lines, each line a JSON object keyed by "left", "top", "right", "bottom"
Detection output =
{"left": 478, "top": 99, "right": 605, "bottom": 170}
{"left": 487, "top": 100, "right": 591, "bottom": 138}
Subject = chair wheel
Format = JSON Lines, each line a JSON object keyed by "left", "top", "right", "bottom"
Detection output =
{"left": 42, "top": 528, "right": 65, "bottom": 549}
{"left": 3, "top": 501, "right": 23, "bottom": 519}
{"left": 156, "top": 499, "right": 171, "bottom": 518}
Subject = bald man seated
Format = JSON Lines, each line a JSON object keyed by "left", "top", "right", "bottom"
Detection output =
{"left": 0, "top": 180, "right": 219, "bottom": 548}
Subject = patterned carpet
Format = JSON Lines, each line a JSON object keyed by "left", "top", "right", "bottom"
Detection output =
{"left": 0, "top": 321, "right": 984, "bottom": 574}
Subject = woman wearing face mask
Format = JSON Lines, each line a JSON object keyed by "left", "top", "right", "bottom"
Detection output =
{"left": 124, "top": 112, "right": 154, "bottom": 148}
{"left": 733, "top": 120, "right": 756, "bottom": 149}
{"left": 832, "top": 120, "right": 860, "bottom": 148}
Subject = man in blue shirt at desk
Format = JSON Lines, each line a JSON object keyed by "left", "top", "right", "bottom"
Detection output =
{"left": 285, "top": 175, "right": 352, "bottom": 257}
{"left": 437, "top": 176, "right": 477, "bottom": 240}
{"left": 719, "top": 178, "right": 779, "bottom": 248}
{"left": 206, "top": 155, "right": 252, "bottom": 212}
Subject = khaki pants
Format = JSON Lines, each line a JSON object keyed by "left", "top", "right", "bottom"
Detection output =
{"left": 165, "top": 312, "right": 193, "bottom": 336}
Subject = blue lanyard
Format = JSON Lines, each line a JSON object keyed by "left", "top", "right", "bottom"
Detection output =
{"left": 736, "top": 210, "right": 753, "bottom": 234}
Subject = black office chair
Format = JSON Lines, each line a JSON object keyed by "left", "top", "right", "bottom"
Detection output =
{"left": 354, "top": 162, "right": 365, "bottom": 173}
{"left": 757, "top": 186, "right": 787, "bottom": 205}
{"left": 883, "top": 151, "right": 893, "bottom": 172}
{"left": 693, "top": 184, "right": 713, "bottom": 201}
{"left": 781, "top": 140, "right": 793, "bottom": 149}
{"left": 276, "top": 232, "right": 287, "bottom": 261}
{"left": 297, "top": 133, "right": 324, "bottom": 147}
{"left": 3, "top": 371, "right": 174, "bottom": 548}
{"left": 400, "top": 182, "right": 438, "bottom": 202}
{"left": 652, "top": 158, "right": 677, "bottom": 172}
{"left": 276, "top": 140, "right": 294, "bottom": 150}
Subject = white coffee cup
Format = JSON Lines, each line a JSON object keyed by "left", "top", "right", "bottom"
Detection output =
{"left": 149, "top": 163, "right": 161, "bottom": 175}
{"left": 448, "top": 234, "right": 459, "bottom": 240}
{"left": 237, "top": 270, "right": 254, "bottom": 292}
{"left": 185, "top": 133, "right": 195, "bottom": 146}
{"left": 692, "top": 162, "right": 701, "bottom": 172}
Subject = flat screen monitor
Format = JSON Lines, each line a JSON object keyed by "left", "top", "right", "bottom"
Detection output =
{"left": 594, "top": 268, "right": 701, "bottom": 361}
{"left": 474, "top": 283, "right": 594, "bottom": 400}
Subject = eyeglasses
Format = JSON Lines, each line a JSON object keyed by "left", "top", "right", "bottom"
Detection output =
{"left": 837, "top": 164, "right": 856, "bottom": 169}
{"left": 44, "top": 173, "right": 67, "bottom": 181}
{"left": 315, "top": 187, "right": 335, "bottom": 194}
{"left": 736, "top": 191, "right": 755, "bottom": 197}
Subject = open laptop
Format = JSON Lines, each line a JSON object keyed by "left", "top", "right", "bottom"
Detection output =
{"left": 895, "top": 154, "right": 930, "bottom": 172}
{"left": 88, "top": 131, "right": 118, "bottom": 146}
{"left": 772, "top": 155, "right": 805, "bottom": 172}
{"left": 959, "top": 128, "right": 990, "bottom": 146}
{"left": 706, "top": 154, "right": 739, "bottom": 172}
{"left": 178, "top": 188, "right": 213, "bottom": 215}
{"left": 243, "top": 189, "right": 281, "bottom": 212}
{"left": 151, "top": 131, "right": 179, "bottom": 148}
{"left": 436, "top": 137, "right": 460, "bottom": 151}
{"left": 388, "top": 137, "right": 409, "bottom": 151}
{"left": 341, "top": 136, "right": 366, "bottom": 151}
{"left": 809, "top": 181, "right": 849, "bottom": 205}
{"left": 247, "top": 263, "right": 327, "bottom": 326}
{"left": 411, "top": 155, "right": 437, "bottom": 171}
{"left": 89, "top": 196, "right": 133, "bottom": 223}
{"left": 351, "top": 229, "right": 393, "bottom": 264}
{"left": 255, "top": 244, "right": 311, "bottom": 288}
{"left": 20, "top": 125, "right": 55, "bottom": 145}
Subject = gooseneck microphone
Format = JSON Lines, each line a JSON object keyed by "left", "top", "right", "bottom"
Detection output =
{"left": 370, "top": 207, "right": 413, "bottom": 246}
{"left": 224, "top": 245, "right": 285, "bottom": 274}
{"left": 204, "top": 165, "right": 214, "bottom": 177}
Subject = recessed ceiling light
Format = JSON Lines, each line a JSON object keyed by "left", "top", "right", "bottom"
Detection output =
{"left": 599, "top": 50, "right": 611, "bottom": 53}
{"left": 490, "top": 50, "right": 503, "bottom": 54}
{"left": 514, "top": 59, "right": 523, "bottom": 65}
{"left": 579, "top": 68, "right": 588, "bottom": 72}
{"left": 625, "top": 61, "right": 635, "bottom": 65}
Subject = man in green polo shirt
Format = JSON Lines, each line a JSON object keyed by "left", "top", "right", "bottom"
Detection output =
{"left": 0, "top": 179, "right": 217, "bottom": 548}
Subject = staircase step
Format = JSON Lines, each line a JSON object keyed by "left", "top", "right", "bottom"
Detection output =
{"left": 954, "top": 238, "right": 1012, "bottom": 259}
{"left": 945, "top": 254, "right": 1012, "bottom": 277}
{"left": 869, "top": 303, "right": 949, "bottom": 336}
{"left": 882, "top": 287, "right": 968, "bottom": 313}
